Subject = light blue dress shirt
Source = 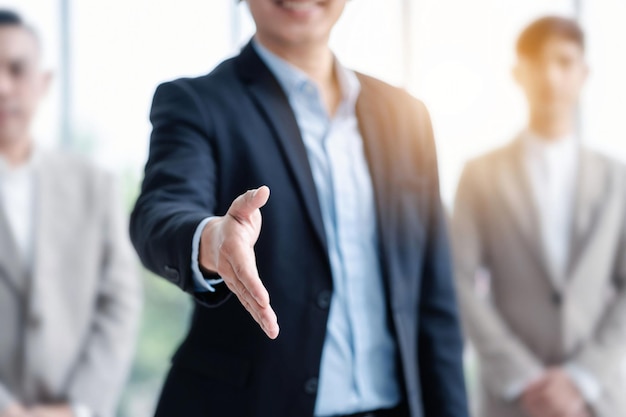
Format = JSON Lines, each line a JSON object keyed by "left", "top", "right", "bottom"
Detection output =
{"left": 191, "top": 39, "right": 401, "bottom": 416}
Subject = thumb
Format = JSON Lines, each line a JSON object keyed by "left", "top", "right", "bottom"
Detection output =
{"left": 228, "top": 186, "right": 271, "bottom": 221}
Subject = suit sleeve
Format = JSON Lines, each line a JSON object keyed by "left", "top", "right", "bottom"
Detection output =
{"left": 451, "top": 160, "right": 544, "bottom": 398}
{"left": 65, "top": 176, "right": 142, "bottom": 417}
{"left": 413, "top": 100, "right": 469, "bottom": 417}
{"left": 130, "top": 80, "right": 232, "bottom": 307}
{"left": 571, "top": 175, "right": 626, "bottom": 390}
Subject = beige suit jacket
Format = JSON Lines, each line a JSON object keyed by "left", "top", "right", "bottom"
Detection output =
{"left": 0, "top": 151, "right": 141, "bottom": 417}
{"left": 452, "top": 137, "right": 626, "bottom": 417}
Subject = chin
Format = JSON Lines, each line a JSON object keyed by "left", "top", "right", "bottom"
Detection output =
{"left": 268, "top": 23, "right": 328, "bottom": 44}
{"left": 0, "top": 127, "right": 22, "bottom": 145}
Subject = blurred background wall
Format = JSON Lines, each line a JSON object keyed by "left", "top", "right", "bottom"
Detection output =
{"left": 2, "top": 0, "right": 624, "bottom": 415}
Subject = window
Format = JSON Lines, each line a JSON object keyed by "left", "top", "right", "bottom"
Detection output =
{"left": 580, "top": 0, "right": 626, "bottom": 162}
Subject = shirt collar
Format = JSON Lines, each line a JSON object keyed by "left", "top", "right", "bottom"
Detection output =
{"left": 0, "top": 144, "right": 42, "bottom": 177}
{"left": 252, "top": 37, "right": 361, "bottom": 110}
{"left": 335, "top": 58, "right": 361, "bottom": 112}
{"left": 523, "top": 129, "right": 578, "bottom": 160}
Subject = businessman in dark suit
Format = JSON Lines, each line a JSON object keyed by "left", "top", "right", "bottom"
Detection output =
{"left": 130, "top": 1, "right": 468, "bottom": 416}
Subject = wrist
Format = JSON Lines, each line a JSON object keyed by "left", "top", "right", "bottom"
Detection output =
{"left": 199, "top": 216, "right": 221, "bottom": 273}
{"left": 563, "top": 364, "right": 601, "bottom": 404}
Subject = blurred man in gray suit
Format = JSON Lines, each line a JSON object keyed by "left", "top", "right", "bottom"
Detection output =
{"left": 453, "top": 16, "right": 626, "bottom": 417}
{"left": 0, "top": 10, "right": 141, "bottom": 417}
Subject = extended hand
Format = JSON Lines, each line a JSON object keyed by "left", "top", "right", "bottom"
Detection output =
{"left": 199, "top": 186, "right": 279, "bottom": 339}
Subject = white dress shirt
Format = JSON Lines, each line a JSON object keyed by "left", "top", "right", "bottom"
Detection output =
{"left": 0, "top": 150, "right": 38, "bottom": 272}
{"left": 0, "top": 148, "right": 92, "bottom": 417}
{"left": 524, "top": 130, "right": 578, "bottom": 282}
{"left": 503, "top": 131, "right": 600, "bottom": 403}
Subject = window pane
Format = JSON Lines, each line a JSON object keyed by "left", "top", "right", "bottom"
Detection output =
{"left": 407, "top": 0, "right": 576, "bottom": 204}
{"left": 71, "top": 0, "right": 236, "bottom": 174}
{"left": 580, "top": 0, "right": 626, "bottom": 162}
{"left": 69, "top": 2, "right": 238, "bottom": 416}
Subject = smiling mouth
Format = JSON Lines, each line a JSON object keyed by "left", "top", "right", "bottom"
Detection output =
{"left": 274, "top": 0, "right": 323, "bottom": 12}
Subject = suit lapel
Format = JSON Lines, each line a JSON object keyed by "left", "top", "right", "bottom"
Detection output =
{"left": 355, "top": 75, "right": 397, "bottom": 306}
{"left": 498, "top": 137, "right": 561, "bottom": 290}
{"left": 30, "top": 153, "right": 77, "bottom": 302}
{"left": 29, "top": 154, "right": 64, "bottom": 312}
{"left": 567, "top": 148, "right": 607, "bottom": 276}
{"left": 0, "top": 202, "right": 23, "bottom": 294}
{"left": 235, "top": 42, "right": 328, "bottom": 254}
{"left": 30, "top": 157, "right": 48, "bottom": 301}
{"left": 21, "top": 153, "right": 62, "bottom": 391}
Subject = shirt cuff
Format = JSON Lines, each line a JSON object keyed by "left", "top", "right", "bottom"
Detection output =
{"left": 71, "top": 403, "right": 93, "bottom": 417}
{"left": 565, "top": 363, "right": 602, "bottom": 403}
{"left": 503, "top": 372, "right": 544, "bottom": 401}
{"left": 191, "top": 217, "right": 224, "bottom": 293}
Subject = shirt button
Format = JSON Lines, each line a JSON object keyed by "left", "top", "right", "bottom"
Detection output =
{"left": 551, "top": 292, "right": 562, "bottom": 306}
{"left": 304, "top": 377, "right": 318, "bottom": 395}
{"left": 316, "top": 290, "right": 332, "bottom": 310}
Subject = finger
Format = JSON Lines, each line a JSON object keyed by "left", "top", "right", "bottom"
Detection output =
{"left": 226, "top": 246, "right": 270, "bottom": 308}
{"left": 220, "top": 260, "right": 279, "bottom": 339}
{"left": 527, "top": 378, "right": 552, "bottom": 406}
{"left": 238, "top": 284, "right": 277, "bottom": 325}
{"left": 237, "top": 286, "right": 279, "bottom": 339}
{"left": 222, "top": 272, "right": 263, "bottom": 327}
{"left": 217, "top": 240, "right": 269, "bottom": 307}
{"left": 524, "top": 387, "right": 543, "bottom": 404}
{"left": 526, "top": 390, "right": 549, "bottom": 413}
{"left": 239, "top": 292, "right": 265, "bottom": 327}
{"left": 238, "top": 284, "right": 278, "bottom": 337}
{"left": 240, "top": 293, "right": 279, "bottom": 339}
{"left": 220, "top": 261, "right": 247, "bottom": 296}
{"left": 221, "top": 261, "right": 267, "bottom": 317}
{"left": 232, "top": 281, "right": 265, "bottom": 321}
{"left": 528, "top": 375, "right": 550, "bottom": 392}
{"left": 228, "top": 186, "right": 271, "bottom": 223}
{"left": 569, "top": 398, "right": 587, "bottom": 416}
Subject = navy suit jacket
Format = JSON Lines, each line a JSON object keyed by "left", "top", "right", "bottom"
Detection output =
{"left": 130, "top": 41, "right": 469, "bottom": 417}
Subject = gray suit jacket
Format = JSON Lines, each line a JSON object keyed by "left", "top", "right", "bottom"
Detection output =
{"left": 0, "top": 150, "right": 141, "bottom": 417}
{"left": 452, "top": 137, "right": 626, "bottom": 417}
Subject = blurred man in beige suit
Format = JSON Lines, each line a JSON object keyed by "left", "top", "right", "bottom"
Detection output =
{"left": 0, "top": 10, "right": 141, "bottom": 417}
{"left": 453, "top": 16, "right": 626, "bottom": 417}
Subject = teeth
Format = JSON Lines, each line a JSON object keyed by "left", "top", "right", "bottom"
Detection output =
{"left": 280, "top": 1, "right": 317, "bottom": 11}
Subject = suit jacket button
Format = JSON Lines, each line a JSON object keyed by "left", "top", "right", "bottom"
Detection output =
{"left": 28, "top": 313, "right": 41, "bottom": 329}
{"left": 164, "top": 266, "right": 180, "bottom": 284}
{"left": 304, "top": 377, "right": 318, "bottom": 395}
{"left": 316, "top": 291, "right": 332, "bottom": 310}
{"left": 551, "top": 292, "right": 562, "bottom": 306}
